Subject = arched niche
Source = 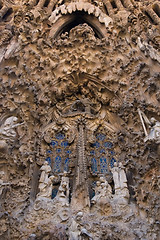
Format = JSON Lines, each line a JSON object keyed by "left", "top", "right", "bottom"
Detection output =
{"left": 49, "top": 11, "right": 109, "bottom": 39}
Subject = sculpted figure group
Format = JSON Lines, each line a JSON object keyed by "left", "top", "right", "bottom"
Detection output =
{"left": 35, "top": 161, "right": 129, "bottom": 239}
{"left": 37, "top": 161, "right": 70, "bottom": 207}
{"left": 37, "top": 161, "right": 129, "bottom": 207}
{"left": 91, "top": 162, "right": 129, "bottom": 209}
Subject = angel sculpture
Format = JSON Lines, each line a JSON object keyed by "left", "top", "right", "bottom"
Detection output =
{"left": 138, "top": 109, "right": 160, "bottom": 143}
{"left": 0, "top": 116, "right": 23, "bottom": 141}
{"left": 0, "top": 116, "right": 24, "bottom": 152}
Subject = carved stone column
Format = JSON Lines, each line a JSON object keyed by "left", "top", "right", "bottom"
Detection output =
{"left": 71, "top": 118, "right": 90, "bottom": 212}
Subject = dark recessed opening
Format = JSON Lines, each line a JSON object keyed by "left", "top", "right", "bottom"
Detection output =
{"left": 35, "top": 0, "right": 39, "bottom": 6}
{"left": 0, "top": 1, "right": 2, "bottom": 10}
{"left": 104, "top": 5, "right": 109, "bottom": 16}
{"left": 144, "top": 11, "right": 156, "bottom": 24}
{"left": 111, "top": 1, "right": 117, "bottom": 9}
{"left": 58, "top": 12, "right": 103, "bottom": 39}
{"left": 153, "top": 4, "right": 160, "bottom": 18}
{"left": 44, "top": 0, "right": 50, "bottom": 7}
{"left": 2, "top": 8, "right": 13, "bottom": 21}
{"left": 120, "top": 0, "right": 126, "bottom": 8}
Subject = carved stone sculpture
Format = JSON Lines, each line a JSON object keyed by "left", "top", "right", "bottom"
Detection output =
{"left": 91, "top": 181, "right": 101, "bottom": 204}
{"left": 111, "top": 162, "right": 120, "bottom": 190}
{"left": 69, "top": 212, "right": 82, "bottom": 240}
{"left": 0, "top": 116, "right": 23, "bottom": 152}
{"left": 37, "top": 175, "right": 55, "bottom": 198}
{"left": 91, "top": 177, "right": 112, "bottom": 215}
{"left": 0, "top": 0, "right": 160, "bottom": 239}
{"left": 37, "top": 161, "right": 55, "bottom": 198}
{"left": 0, "top": 171, "right": 9, "bottom": 196}
{"left": 39, "top": 161, "right": 51, "bottom": 185}
{"left": 55, "top": 172, "right": 69, "bottom": 206}
{"left": 145, "top": 117, "right": 160, "bottom": 144}
{"left": 138, "top": 109, "right": 160, "bottom": 144}
{"left": 111, "top": 162, "right": 129, "bottom": 204}
{"left": 69, "top": 212, "right": 92, "bottom": 240}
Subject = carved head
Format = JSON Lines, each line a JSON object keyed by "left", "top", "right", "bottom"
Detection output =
{"left": 96, "top": 181, "right": 101, "bottom": 186}
{"left": 114, "top": 162, "right": 118, "bottom": 167}
{"left": 44, "top": 161, "right": 49, "bottom": 166}
{"left": 49, "top": 176, "right": 55, "bottom": 181}
{"left": 119, "top": 162, "right": 123, "bottom": 167}
{"left": 4, "top": 116, "right": 18, "bottom": 126}
{"left": 150, "top": 117, "right": 156, "bottom": 124}
{"left": 100, "top": 176, "right": 105, "bottom": 183}
{"left": 76, "top": 211, "right": 83, "bottom": 221}
{"left": 0, "top": 171, "right": 5, "bottom": 179}
{"left": 63, "top": 171, "right": 68, "bottom": 177}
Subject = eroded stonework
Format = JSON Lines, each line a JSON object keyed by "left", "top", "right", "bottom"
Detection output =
{"left": 0, "top": 0, "right": 160, "bottom": 239}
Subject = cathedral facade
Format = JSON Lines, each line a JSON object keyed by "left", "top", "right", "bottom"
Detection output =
{"left": 0, "top": 0, "right": 160, "bottom": 239}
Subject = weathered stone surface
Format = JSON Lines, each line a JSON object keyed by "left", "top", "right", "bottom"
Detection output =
{"left": 0, "top": 0, "right": 160, "bottom": 239}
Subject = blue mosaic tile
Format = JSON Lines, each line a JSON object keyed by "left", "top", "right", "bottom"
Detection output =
{"left": 90, "top": 150, "right": 95, "bottom": 155}
{"left": 96, "top": 133, "right": 106, "bottom": 141}
{"left": 110, "top": 151, "right": 115, "bottom": 155}
{"left": 56, "top": 133, "right": 65, "bottom": 140}
{"left": 61, "top": 141, "right": 68, "bottom": 148}
{"left": 100, "top": 157, "right": 107, "bottom": 173}
{"left": 91, "top": 158, "right": 98, "bottom": 173}
{"left": 100, "top": 149, "right": 105, "bottom": 154}
{"left": 52, "top": 188, "right": 58, "bottom": 199}
{"left": 93, "top": 142, "right": 100, "bottom": 148}
{"left": 50, "top": 140, "right": 58, "bottom": 147}
{"left": 56, "top": 148, "right": 62, "bottom": 153}
{"left": 54, "top": 156, "right": 61, "bottom": 172}
{"left": 66, "top": 150, "right": 71, "bottom": 154}
{"left": 110, "top": 157, "right": 116, "bottom": 168}
{"left": 46, "top": 150, "right": 52, "bottom": 154}
{"left": 103, "top": 142, "right": 113, "bottom": 148}
{"left": 45, "top": 157, "right": 51, "bottom": 166}
{"left": 64, "top": 157, "right": 69, "bottom": 172}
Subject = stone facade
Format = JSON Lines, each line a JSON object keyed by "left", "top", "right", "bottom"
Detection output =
{"left": 0, "top": 0, "right": 160, "bottom": 239}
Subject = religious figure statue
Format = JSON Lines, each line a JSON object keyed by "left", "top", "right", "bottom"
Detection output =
{"left": 110, "top": 162, "right": 120, "bottom": 190}
{"left": 99, "top": 176, "right": 112, "bottom": 198}
{"left": 0, "top": 171, "right": 9, "bottom": 196}
{"left": 118, "top": 162, "right": 128, "bottom": 189}
{"left": 138, "top": 109, "right": 160, "bottom": 143}
{"left": 39, "top": 161, "right": 51, "bottom": 185}
{"left": 69, "top": 212, "right": 92, "bottom": 240}
{"left": 91, "top": 181, "right": 101, "bottom": 204}
{"left": 91, "top": 177, "right": 113, "bottom": 215}
{"left": 111, "top": 162, "right": 129, "bottom": 203}
{"left": 37, "top": 161, "right": 55, "bottom": 198}
{"left": 37, "top": 175, "right": 55, "bottom": 198}
{"left": 55, "top": 172, "right": 69, "bottom": 206}
{"left": 145, "top": 117, "right": 160, "bottom": 143}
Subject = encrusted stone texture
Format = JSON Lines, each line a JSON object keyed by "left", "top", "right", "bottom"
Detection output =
{"left": 0, "top": 0, "right": 160, "bottom": 239}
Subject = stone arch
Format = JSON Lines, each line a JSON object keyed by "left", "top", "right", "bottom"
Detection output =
{"left": 49, "top": 12, "right": 110, "bottom": 39}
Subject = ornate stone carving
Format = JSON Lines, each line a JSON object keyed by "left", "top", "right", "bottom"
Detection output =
{"left": 69, "top": 212, "right": 92, "bottom": 240}
{"left": 55, "top": 172, "right": 69, "bottom": 206}
{"left": 138, "top": 109, "right": 160, "bottom": 144}
{"left": 0, "top": 116, "right": 23, "bottom": 153}
{"left": 37, "top": 161, "right": 55, "bottom": 198}
{"left": 0, "top": 171, "right": 9, "bottom": 197}
{"left": 0, "top": 0, "right": 160, "bottom": 239}
{"left": 111, "top": 162, "right": 129, "bottom": 204}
